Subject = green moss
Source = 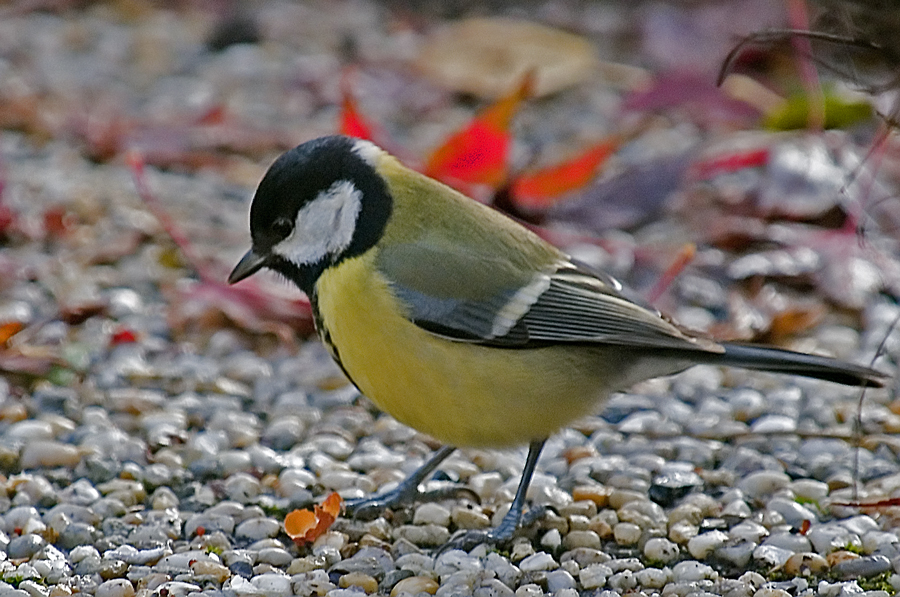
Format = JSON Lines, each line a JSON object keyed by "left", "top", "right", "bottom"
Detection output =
{"left": 858, "top": 571, "right": 894, "bottom": 592}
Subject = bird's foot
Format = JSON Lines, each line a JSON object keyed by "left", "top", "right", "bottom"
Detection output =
{"left": 437, "top": 505, "right": 549, "bottom": 555}
{"left": 344, "top": 484, "right": 479, "bottom": 521}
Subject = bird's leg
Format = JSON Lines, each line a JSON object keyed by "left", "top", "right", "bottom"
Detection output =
{"left": 438, "top": 439, "right": 547, "bottom": 554}
{"left": 344, "top": 445, "right": 466, "bottom": 520}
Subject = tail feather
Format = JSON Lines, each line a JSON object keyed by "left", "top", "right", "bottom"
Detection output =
{"left": 710, "top": 343, "right": 886, "bottom": 388}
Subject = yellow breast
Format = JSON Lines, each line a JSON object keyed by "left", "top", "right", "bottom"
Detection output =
{"left": 314, "top": 252, "right": 645, "bottom": 448}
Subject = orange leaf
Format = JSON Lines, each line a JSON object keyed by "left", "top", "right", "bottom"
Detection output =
{"left": 645, "top": 243, "right": 696, "bottom": 305}
{"left": 0, "top": 322, "right": 24, "bottom": 345}
{"left": 284, "top": 508, "right": 317, "bottom": 540}
{"left": 321, "top": 491, "right": 342, "bottom": 517}
{"left": 510, "top": 139, "right": 619, "bottom": 210}
{"left": 284, "top": 492, "right": 343, "bottom": 545}
{"left": 425, "top": 72, "right": 534, "bottom": 188}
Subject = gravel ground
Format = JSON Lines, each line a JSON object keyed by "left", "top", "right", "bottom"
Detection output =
{"left": 2, "top": 2, "right": 900, "bottom": 597}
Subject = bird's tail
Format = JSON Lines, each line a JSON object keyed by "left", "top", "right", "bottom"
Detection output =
{"left": 706, "top": 342, "right": 887, "bottom": 388}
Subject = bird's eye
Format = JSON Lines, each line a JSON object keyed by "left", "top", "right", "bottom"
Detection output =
{"left": 271, "top": 218, "right": 292, "bottom": 239}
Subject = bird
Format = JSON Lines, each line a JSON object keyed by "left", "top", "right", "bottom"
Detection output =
{"left": 229, "top": 134, "right": 886, "bottom": 549}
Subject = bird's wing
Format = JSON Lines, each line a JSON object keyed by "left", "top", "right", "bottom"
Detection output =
{"left": 377, "top": 243, "right": 721, "bottom": 352}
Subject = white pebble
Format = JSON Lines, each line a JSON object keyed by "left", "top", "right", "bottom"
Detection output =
{"left": 643, "top": 537, "right": 679, "bottom": 564}
{"left": 19, "top": 441, "right": 81, "bottom": 469}
{"left": 635, "top": 567, "right": 670, "bottom": 589}
{"left": 790, "top": 479, "right": 829, "bottom": 502}
{"left": 607, "top": 570, "right": 636, "bottom": 592}
{"left": 613, "top": 522, "right": 641, "bottom": 545}
{"left": 687, "top": 530, "right": 729, "bottom": 559}
{"left": 671, "top": 560, "right": 716, "bottom": 582}
{"left": 752, "top": 544, "right": 794, "bottom": 568}
{"left": 255, "top": 547, "right": 293, "bottom": 567}
{"left": 518, "top": 552, "right": 557, "bottom": 572}
{"left": 737, "top": 471, "right": 790, "bottom": 499}
{"left": 235, "top": 517, "right": 281, "bottom": 541}
{"left": 95, "top": 579, "right": 134, "bottom": 597}
{"left": 413, "top": 503, "right": 451, "bottom": 527}
{"left": 251, "top": 573, "right": 292, "bottom": 596}
{"left": 514, "top": 584, "right": 543, "bottom": 597}
{"left": 579, "top": 564, "right": 612, "bottom": 589}
{"left": 540, "top": 528, "right": 561, "bottom": 550}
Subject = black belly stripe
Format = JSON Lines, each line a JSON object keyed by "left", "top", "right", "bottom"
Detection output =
{"left": 310, "top": 296, "right": 359, "bottom": 388}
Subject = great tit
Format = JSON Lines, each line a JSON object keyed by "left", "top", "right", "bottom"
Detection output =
{"left": 229, "top": 134, "right": 885, "bottom": 549}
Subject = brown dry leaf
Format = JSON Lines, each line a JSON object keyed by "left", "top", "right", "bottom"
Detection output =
{"left": 416, "top": 17, "right": 597, "bottom": 99}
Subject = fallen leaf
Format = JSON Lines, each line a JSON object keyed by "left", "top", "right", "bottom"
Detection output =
{"left": 425, "top": 73, "right": 533, "bottom": 189}
{"left": 0, "top": 322, "right": 24, "bottom": 345}
{"left": 416, "top": 17, "right": 597, "bottom": 99}
{"left": 339, "top": 72, "right": 376, "bottom": 141}
{"left": 285, "top": 492, "right": 343, "bottom": 545}
{"left": 509, "top": 139, "right": 620, "bottom": 211}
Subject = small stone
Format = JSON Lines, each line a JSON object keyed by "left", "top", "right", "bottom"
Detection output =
{"left": 643, "top": 537, "right": 679, "bottom": 564}
{"left": 613, "top": 522, "right": 641, "bottom": 545}
{"left": 189, "top": 560, "right": 230, "bottom": 583}
{"left": 562, "top": 530, "right": 601, "bottom": 550}
{"left": 545, "top": 570, "right": 576, "bottom": 592}
{"left": 766, "top": 497, "right": 817, "bottom": 528}
{"left": 750, "top": 415, "right": 797, "bottom": 433}
{"left": 540, "top": 528, "right": 561, "bottom": 550}
{"left": 251, "top": 572, "right": 292, "bottom": 595}
{"left": 255, "top": 547, "right": 292, "bottom": 567}
{"left": 607, "top": 570, "right": 637, "bottom": 593}
{"left": 7, "top": 534, "right": 46, "bottom": 559}
{"left": 571, "top": 485, "right": 611, "bottom": 508}
{"left": 509, "top": 539, "right": 535, "bottom": 562}
{"left": 737, "top": 471, "right": 790, "bottom": 499}
{"left": 687, "top": 530, "right": 729, "bottom": 559}
{"left": 451, "top": 506, "right": 490, "bottom": 530}
{"left": 19, "top": 441, "right": 82, "bottom": 469}
{"left": 608, "top": 489, "right": 644, "bottom": 509}
{"left": 514, "top": 584, "right": 543, "bottom": 597}
{"left": 390, "top": 575, "right": 438, "bottom": 596}
{"left": 635, "top": 567, "right": 670, "bottom": 589}
{"left": 832, "top": 554, "right": 891, "bottom": 579}
{"left": 392, "top": 524, "right": 449, "bottom": 548}
{"left": 753, "top": 589, "right": 791, "bottom": 597}
{"left": 668, "top": 520, "right": 699, "bottom": 544}
{"left": 730, "top": 520, "right": 769, "bottom": 543}
{"left": 752, "top": 544, "right": 794, "bottom": 568}
{"left": 413, "top": 503, "right": 451, "bottom": 527}
{"left": 474, "top": 578, "right": 515, "bottom": 597}
{"left": 715, "top": 541, "right": 756, "bottom": 568}
{"left": 671, "top": 561, "right": 716, "bottom": 582}
{"left": 94, "top": 579, "right": 134, "bottom": 597}
{"left": 579, "top": 564, "right": 612, "bottom": 590}
{"left": 235, "top": 517, "right": 281, "bottom": 540}
{"left": 790, "top": 479, "right": 829, "bottom": 502}
{"left": 518, "top": 552, "right": 557, "bottom": 572}
{"left": 783, "top": 552, "right": 829, "bottom": 577}
{"left": 339, "top": 572, "right": 378, "bottom": 593}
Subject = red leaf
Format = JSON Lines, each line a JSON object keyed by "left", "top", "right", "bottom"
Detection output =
{"left": 691, "top": 148, "right": 769, "bottom": 180}
{"left": 110, "top": 327, "right": 138, "bottom": 346}
{"left": 425, "top": 72, "right": 534, "bottom": 188}
{"left": 510, "top": 139, "right": 619, "bottom": 210}
{"left": 339, "top": 75, "right": 376, "bottom": 141}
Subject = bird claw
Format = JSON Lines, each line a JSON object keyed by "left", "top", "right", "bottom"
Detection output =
{"left": 435, "top": 504, "right": 550, "bottom": 556}
{"left": 343, "top": 483, "right": 479, "bottom": 521}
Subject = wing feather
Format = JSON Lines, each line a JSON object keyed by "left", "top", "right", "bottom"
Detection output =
{"left": 386, "top": 254, "right": 720, "bottom": 352}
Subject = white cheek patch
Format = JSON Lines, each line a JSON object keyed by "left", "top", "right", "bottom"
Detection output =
{"left": 273, "top": 180, "right": 362, "bottom": 265}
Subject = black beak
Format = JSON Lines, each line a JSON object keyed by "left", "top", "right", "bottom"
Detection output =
{"left": 228, "top": 249, "right": 267, "bottom": 284}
